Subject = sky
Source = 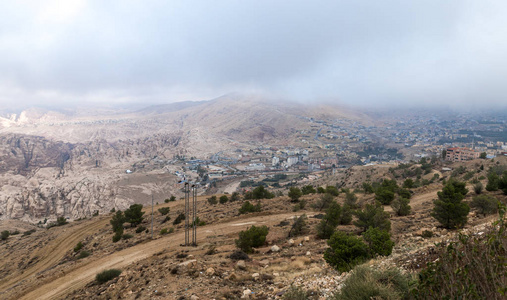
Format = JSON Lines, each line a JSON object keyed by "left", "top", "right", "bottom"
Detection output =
{"left": 0, "top": 0, "right": 506, "bottom": 109}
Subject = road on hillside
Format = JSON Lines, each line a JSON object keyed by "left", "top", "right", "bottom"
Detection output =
{"left": 15, "top": 212, "right": 303, "bottom": 300}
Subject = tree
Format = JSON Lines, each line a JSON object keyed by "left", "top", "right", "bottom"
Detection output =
{"left": 442, "top": 149, "right": 447, "bottom": 159}
{"left": 375, "top": 188, "right": 395, "bottom": 205}
{"left": 391, "top": 197, "right": 411, "bottom": 216}
{"left": 362, "top": 227, "right": 394, "bottom": 257}
{"left": 316, "top": 201, "right": 342, "bottom": 239}
{"left": 219, "top": 195, "right": 229, "bottom": 204}
{"left": 314, "top": 193, "right": 334, "bottom": 211}
{"left": 403, "top": 178, "right": 414, "bottom": 189}
{"left": 431, "top": 180, "right": 470, "bottom": 229}
{"left": 486, "top": 172, "right": 500, "bottom": 191}
{"left": 124, "top": 204, "right": 145, "bottom": 227}
{"left": 288, "top": 187, "right": 303, "bottom": 202}
{"left": 362, "top": 182, "right": 374, "bottom": 194}
{"left": 302, "top": 185, "right": 316, "bottom": 195}
{"left": 345, "top": 191, "right": 358, "bottom": 208}
{"left": 354, "top": 204, "right": 391, "bottom": 233}
{"left": 499, "top": 171, "right": 507, "bottom": 195}
{"left": 325, "top": 186, "right": 340, "bottom": 196}
{"left": 474, "top": 182, "right": 483, "bottom": 194}
{"left": 110, "top": 211, "right": 126, "bottom": 234}
{"left": 324, "top": 231, "right": 369, "bottom": 272}
{"left": 480, "top": 152, "right": 487, "bottom": 159}
{"left": 235, "top": 225, "right": 269, "bottom": 253}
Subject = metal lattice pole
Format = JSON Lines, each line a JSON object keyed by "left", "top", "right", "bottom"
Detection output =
{"left": 192, "top": 185, "right": 197, "bottom": 246}
{"left": 184, "top": 182, "right": 189, "bottom": 246}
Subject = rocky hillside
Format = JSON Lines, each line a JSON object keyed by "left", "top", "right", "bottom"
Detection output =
{"left": 0, "top": 158, "right": 505, "bottom": 299}
{"left": 0, "top": 95, "right": 369, "bottom": 221}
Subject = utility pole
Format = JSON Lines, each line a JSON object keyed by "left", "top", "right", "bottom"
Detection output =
{"left": 151, "top": 194, "right": 154, "bottom": 239}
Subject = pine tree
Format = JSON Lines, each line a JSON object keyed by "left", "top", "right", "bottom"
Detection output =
{"left": 431, "top": 180, "right": 469, "bottom": 229}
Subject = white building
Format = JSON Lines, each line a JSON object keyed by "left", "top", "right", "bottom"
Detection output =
{"left": 272, "top": 156, "right": 280, "bottom": 167}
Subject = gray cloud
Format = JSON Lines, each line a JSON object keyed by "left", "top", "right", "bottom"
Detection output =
{"left": 0, "top": 0, "right": 506, "bottom": 109}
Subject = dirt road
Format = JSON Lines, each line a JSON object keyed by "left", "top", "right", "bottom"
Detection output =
{"left": 15, "top": 212, "right": 302, "bottom": 300}
{"left": 0, "top": 217, "right": 109, "bottom": 296}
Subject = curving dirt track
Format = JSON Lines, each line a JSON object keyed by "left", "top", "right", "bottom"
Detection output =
{"left": 13, "top": 212, "right": 302, "bottom": 300}
{"left": 0, "top": 217, "right": 110, "bottom": 297}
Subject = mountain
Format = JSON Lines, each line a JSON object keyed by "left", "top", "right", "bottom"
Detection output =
{"left": 0, "top": 95, "right": 370, "bottom": 221}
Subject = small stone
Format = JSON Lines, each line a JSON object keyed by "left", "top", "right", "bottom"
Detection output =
{"left": 304, "top": 236, "right": 310, "bottom": 242}
{"left": 288, "top": 239, "right": 295, "bottom": 246}
{"left": 242, "top": 289, "right": 252, "bottom": 299}
{"left": 291, "top": 256, "right": 296, "bottom": 261}
{"left": 205, "top": 267, "right": 215, "bottom": 276}
{"left": 259, "top": 259, "right": 270, "bottom": 267}
{"left": 306, "top": 251, "right": 311, "bottom": 256}
{"left": 190, "top": 295, "right": 199, "bottom": 300}
{"left": 271, "top": 245, "right": 280, "bottom": 252}
{"left": 252, "top": 273, "right": 260, "bottom": 280}
{"left": 236, "top": 260, "right": 246, "bottom": 270}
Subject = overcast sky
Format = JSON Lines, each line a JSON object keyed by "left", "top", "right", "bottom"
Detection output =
{"left": 1, "top": 0, "right": 506, "bottom": 109}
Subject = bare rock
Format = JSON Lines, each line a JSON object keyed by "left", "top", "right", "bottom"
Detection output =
{"left": 270, "top": 245, "right": 280, "bottom": 252}
{"left": 242, "top": 289, "right": 252, "bottom": 299}
{"left": 288, "top": 239, "right": 295, "bottom": 247}
{"left": 236, "top": 260, "right": 246, "bottom": 270}
{"left": 205, "top": 267, "right": 215, "bottom": 276}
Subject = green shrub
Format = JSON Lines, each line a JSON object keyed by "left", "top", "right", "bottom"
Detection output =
{"left": 301, "top": 185, "right": 317, "bottom": 195}
{"left": 124, "top": 204, "right": 145, "bottom": 227}
{"left": 324, "top": 231, "right": 369, "bottom": 272}
{"left": 10, "top": 230, "right": 19, "bottom": 235}
{"left": 239, "top": 201, "right": 261, "bottom": 214}
{"left": 230, "top": 192, "right": 241, "bottom": 202}
{"left": 56, "top": 216, "right": 68, "bottom": 226}
{"left": 173, "top": 213, "right": 185, "bottom": 225}
{"left": 77, "top": 250, "right": 90, "bottom": 259}
{"left": 288, "top": 214, "right": 307, "bottom": 237}
{"left": 235, "top": 225, "right": 269, "bottom": 253}
{"left": 362, "top": 182, "right": 374, "bottom": 194}
{"left": 136, "top": 226, "right": 146, "bottom": 233}
{"left": 161, "top": 215, "right": 171, "bottom": 224}
{"left": 282, "top": 285, "right": 308, "bottom": 300}
{"left": 474, "top": 182, "right": 483, "bottom": 194}
{"left": 325, "top": 186, "right": 340, "bottom": 196}
{"left": 421, "top": 230, "right": 433, "bottom": 238}
{"left": 96, "top": 269, "right": 122, "bottom": 284}
{"left": 207, "top": 195, "right": 218, "bottom": 205}
{"left": 345, "top": 191, "right": 359, "bottom": 208}
{"left": 362, "top": 227, "right": 394, "bottom": 257}
{"left": 1, "top": 230, "right": 10, "bottom": 241}
{"left": 391, "top": 197, "right": 411, "bottom": 216}
{"left": 331, "top": 265, "right": 411, "bottom": 300}
{"left": 112, "top": 232, "right": 122, "bottom": 243}
{"left": 413, "top": 207, "right": 507, "bottom": 299}
{"left": 160, "top": 228, "right": 174, "bottom": 235}
{"left": 158, "top": 207, "right": 170, "bottom": 215}
{"left": 471, "top": 195, "right": 499, "bottom": 216}
{"left": 354, "top": 204, "right": 391, "bottom": 233}
{"left": 74, "top": 241, "right": 83, "bottom": 252}
{"left": 219, "top": 195, "right": 229, "bottom": 204}
{"left": 122, "top": 233, "right": 133, "bottom": 240}
{"left": 23, "top": 229, "right": 36, "bottom": 236}
{"left": 431, "top": 180, "right": 469, "bottom": 229}
{"left": 193, "top": 217, "right": 206, "bottom": 226}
